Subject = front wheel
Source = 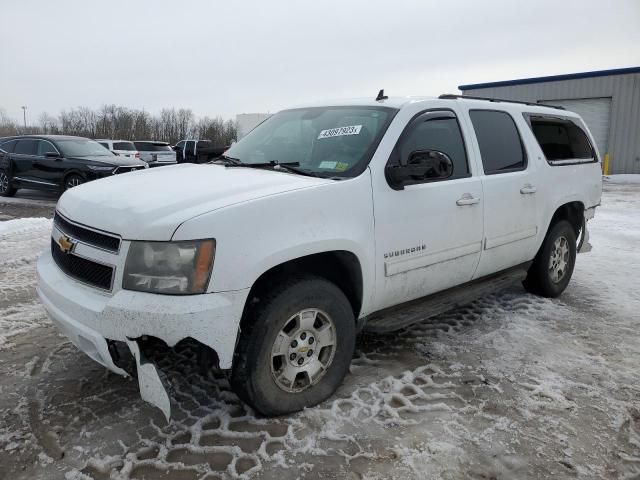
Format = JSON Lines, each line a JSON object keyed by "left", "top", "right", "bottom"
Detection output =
{"left": 64, "top": 174, "right": 85, "bottom": 190}
{"left": 0, "top": 169, "right": 17, "bottom": 197}
{"left": 523, "top": 220, "right": 577, "bottom": 298}
{"left": 231, "top": 275, "right": 355, "bottom": 416}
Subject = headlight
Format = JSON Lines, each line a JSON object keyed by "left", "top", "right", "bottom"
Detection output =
{"left": 122, "top": 239, "right": 215, "bottom": 294}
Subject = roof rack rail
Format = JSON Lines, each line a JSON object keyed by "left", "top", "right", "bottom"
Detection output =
{"left": 438, "top": 93, "right": 565, "bottom": 110}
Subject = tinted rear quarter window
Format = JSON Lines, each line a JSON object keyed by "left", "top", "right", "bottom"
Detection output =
{"left": 529, "top": 117, "right": 594, "bottom": 161}
{"left": 0, "top": 139, "right": 17, "bottom": 153}
{"left": 14, "top": 139, "right": 39, "bottom": 155}
{"left": 113, "top": 142, "right": 136, "bottom": 151}
{"left": 469, "top": 110, "right": 526, "bottom": 174}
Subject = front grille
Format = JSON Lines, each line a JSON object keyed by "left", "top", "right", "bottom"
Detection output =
{"left": 51, "top": 239, "right": 114, "bottom": 291}
{"left": 54, "top": 213, "right": 120, "bottom": 253}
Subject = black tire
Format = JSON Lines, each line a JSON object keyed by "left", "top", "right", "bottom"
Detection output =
{"left": 0, "top": 169, "right": 17, "bottom": 197}
{"left": 231, "top": 275, "right": 356, "bottom": 416}
{"left": 523, "top": 220, "right": 576, "bottom": 298}
{"left": 64, "top": 174, "right": 85, "bottom": 191}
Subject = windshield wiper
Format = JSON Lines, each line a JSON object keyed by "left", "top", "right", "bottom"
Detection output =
{"left": 215, "top": 158, "right": 324, "bottom": 178}
{"left": 272, "top": 162, "right": 322, "bottom": 178}
{"left": 214, "top": 155, "right": 244, "bottom": 166}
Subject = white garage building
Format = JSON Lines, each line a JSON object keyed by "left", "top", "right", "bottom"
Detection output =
{"left": 459, "top": 66, "right": 640, "bottom": 174}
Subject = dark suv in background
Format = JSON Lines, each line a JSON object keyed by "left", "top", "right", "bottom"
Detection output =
{"left": 0, "top": 135, "right": 148, "bottom": 197}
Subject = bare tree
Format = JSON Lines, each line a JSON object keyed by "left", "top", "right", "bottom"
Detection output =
{"left": 0, "top": 104, "right": 237, "bottom": 145}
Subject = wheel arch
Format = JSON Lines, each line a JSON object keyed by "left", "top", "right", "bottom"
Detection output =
{"left": 546, "top": 200, "right": 585, "bottom": 239}
{"left": 241, "top": 250, "right": 365, "bottom": 329}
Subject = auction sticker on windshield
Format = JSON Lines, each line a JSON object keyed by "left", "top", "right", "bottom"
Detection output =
{"left": 317, "top": 125, "right": 362, "bottom": 140}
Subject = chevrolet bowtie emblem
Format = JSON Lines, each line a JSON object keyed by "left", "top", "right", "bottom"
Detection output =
{"left": 298, "top": 346, "right": 309, "bottom": 353}
{"left": 57, "top": 235, "right": 75, "bottom": 254}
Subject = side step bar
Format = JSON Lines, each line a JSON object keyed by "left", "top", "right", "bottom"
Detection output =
{"left": 363, "top": 264, "right": 530, "bottom": 334}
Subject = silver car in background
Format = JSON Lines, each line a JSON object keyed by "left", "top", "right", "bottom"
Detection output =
{"left": 133, "top": 141, "right": 177, "bottom": 167}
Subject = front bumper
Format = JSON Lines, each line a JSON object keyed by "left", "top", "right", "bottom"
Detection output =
{"left": 36, "top": 249, "right": 249, "bottom": 372}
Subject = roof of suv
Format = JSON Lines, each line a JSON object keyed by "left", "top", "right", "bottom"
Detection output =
{"left": 290, "top": 95, "right": 580, "bottom": 118}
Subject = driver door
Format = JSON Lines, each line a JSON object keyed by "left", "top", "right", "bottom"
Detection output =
{"left": 372, "top": 110, "right": 484, "bottom": 311}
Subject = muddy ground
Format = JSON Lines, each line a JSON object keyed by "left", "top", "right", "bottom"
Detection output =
{"left": 0, "top": 183, "right": 639, "bottom": 479}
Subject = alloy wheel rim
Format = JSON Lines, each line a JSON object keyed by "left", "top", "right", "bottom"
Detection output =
{"left": 270, "top": 308, "right": 336, "bottom": 393}
{"left": 549, "top": 235, "right": 570, "bottom": 283}
{"left": 0, "top": 172, "right": 8, "bottom": 193}
{"left": 66, "top": 177, "right": 82, "bottom": 189}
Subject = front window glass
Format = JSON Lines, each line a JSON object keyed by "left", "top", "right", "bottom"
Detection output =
{"left": 37, "top": 140, "right": 58, "bottom": 156}
{"left": 57, "top": 139, "right": 114, "bottom": 157}
{"left": 225, "top": 106, "right": 396, "bottom": 177}
{"left": 398, "top": 116, "right": 469, "bottom": 180}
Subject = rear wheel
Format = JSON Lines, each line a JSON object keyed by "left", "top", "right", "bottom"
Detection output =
{"left": 64, "top": 174, "right": 84, "bottom": 190}
{"left": 231, "top": 275, "right": 355, "bottom": 416}
{"left": 523, "top": 220, "right": 576, "bottom": 297}
{"left": 0, "top": 170, "right": 16, "bottom": 197}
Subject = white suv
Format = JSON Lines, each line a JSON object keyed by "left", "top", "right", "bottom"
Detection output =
{"left": 37, "top": 94, "right": 602, "bottom": 419}
{"left": 96, "top": 139, "right": 140, "bottom": 160}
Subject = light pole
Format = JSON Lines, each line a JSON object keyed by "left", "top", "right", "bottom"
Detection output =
{"left": 21, "top": 106, "right": 27, "bottom": 130}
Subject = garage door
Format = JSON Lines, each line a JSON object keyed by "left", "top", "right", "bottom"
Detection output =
{"left": 539, "top": 97, "right": 612, "bottom": 157}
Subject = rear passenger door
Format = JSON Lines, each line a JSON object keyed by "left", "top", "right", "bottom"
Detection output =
{"left": 12, "top": 139, "right": 39, "bottom": 182}
{"left": 465, "top": 109, "right": 540, "bottom": 278}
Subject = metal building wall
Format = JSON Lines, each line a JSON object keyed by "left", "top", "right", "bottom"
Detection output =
{"left": 461, "top": 73, "right": 640, "bottom": 174}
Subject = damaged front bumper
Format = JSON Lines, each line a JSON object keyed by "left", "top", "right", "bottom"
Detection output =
{"left": 36, "top": 249, "right": 249, "bottom": 421}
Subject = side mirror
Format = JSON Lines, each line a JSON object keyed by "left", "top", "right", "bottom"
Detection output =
{"left": 45, "top": 152, "right": 60, "bottom": 158}
{"left": 385, "top": 150, "right": 454, "bottom": 190}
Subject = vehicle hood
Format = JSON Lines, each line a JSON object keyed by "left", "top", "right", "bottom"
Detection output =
{"left": 56, "top": 164, "right": 333, "bottom": 240}
{"left": 67, "top": 155, "right": 147, "bottom": 167}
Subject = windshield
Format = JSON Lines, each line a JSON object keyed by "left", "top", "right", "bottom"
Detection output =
{"left": 57, "top": 139, "right": 114, "bottom": 157}
{"left": 224, "top": 106, "right": 396, "bottom": 177}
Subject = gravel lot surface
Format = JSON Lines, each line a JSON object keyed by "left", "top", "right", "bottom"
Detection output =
{"left": 0, "top": 182, "right": 638, "bottom": 479}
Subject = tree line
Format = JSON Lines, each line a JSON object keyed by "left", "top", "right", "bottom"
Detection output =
{"left": 0, "top": 105, "right": 237, "bottom": 146}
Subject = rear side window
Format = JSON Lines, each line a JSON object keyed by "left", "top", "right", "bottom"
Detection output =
{"left": 469, "top": 110, "right": 526, "bottom": 174}
{"left": 113, "top": 141, "right": 136, "bottom": 151}
{"left": 397, "top": 115, "right": 469, "bottom": 180}
{"left": 0, "top": 139, "right": 17, "bottom": 153}
{"left": 14, "top": 139, "right": 39, "bottom": 155}
{"left": 528, "top": 117, "right": 594, "bottom": 162}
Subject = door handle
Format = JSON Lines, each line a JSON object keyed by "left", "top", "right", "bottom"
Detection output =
{"left": 520, "top": 184, "right": 537, "bottom": 194}
{"left": 456, "top": 193, "right": 480, "bottom": 206}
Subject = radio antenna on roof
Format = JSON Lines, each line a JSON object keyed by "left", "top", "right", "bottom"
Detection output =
{"left": 375, "top": 89, "right": 388, "bottom": 101}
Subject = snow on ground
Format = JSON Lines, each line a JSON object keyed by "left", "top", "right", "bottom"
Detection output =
{"left": 0, "top": 183, "right": 639, "bottom": 479}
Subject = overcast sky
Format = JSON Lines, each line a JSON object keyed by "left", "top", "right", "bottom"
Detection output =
{"left": 1, "top": 0, "right": 639, "bottom": 123}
